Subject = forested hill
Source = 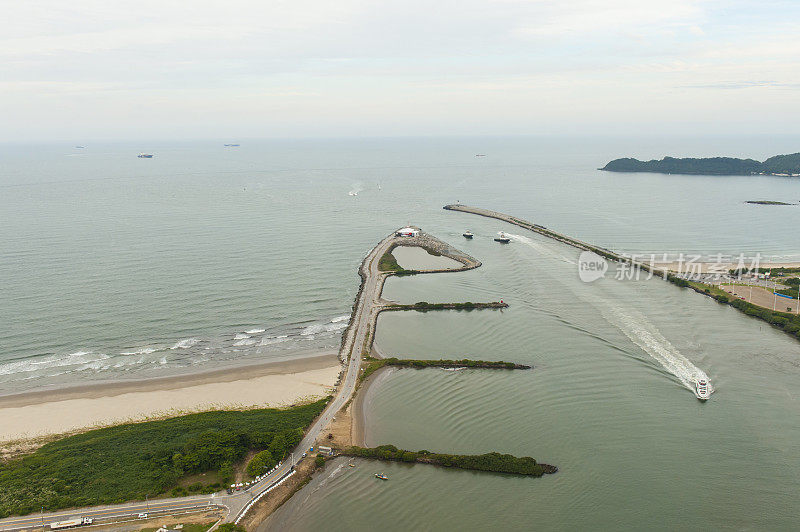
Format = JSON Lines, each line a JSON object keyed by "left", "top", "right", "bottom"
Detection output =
{"left": 600, "top": 153, "right": 800, "bottom": 176}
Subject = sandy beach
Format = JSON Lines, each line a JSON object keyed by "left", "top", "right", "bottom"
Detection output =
{"left": 0, "top": 353, "right": 341, "bottom": 447}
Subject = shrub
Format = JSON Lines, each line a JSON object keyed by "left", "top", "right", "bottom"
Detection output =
{"left": 246, "top": 450, "right": 275, "bottom": 478}
{"left": 315, "top": 455, "right": 325, "bottom": 468}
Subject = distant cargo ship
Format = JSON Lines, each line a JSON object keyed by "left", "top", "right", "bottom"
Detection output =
{"left": 137, "top": 153, "right": 153, "bottom": 158}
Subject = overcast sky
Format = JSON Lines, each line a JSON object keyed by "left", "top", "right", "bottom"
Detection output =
{"left": 2, "top": 1, "right": 799, "bottom": 141}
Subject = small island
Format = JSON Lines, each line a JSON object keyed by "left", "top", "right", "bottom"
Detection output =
{"left": 600, "top": 152, "right": 800, "bottom": 176}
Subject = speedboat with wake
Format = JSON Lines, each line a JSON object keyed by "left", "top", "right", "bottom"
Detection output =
{"left": 375, "top": 473, "right": 388, "bottom": 480}
{"left": 695, "top": 378, "right": 711, "bottom": 400}
{"left": 494, "top": 232, "right": 510, "bottom": 243}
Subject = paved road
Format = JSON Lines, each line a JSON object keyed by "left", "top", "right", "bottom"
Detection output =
{"left": 0, "top": 497, "right": 223, "bottom": 531}
{"left": 0, "top": 230, "right": 400, "bottom": 532}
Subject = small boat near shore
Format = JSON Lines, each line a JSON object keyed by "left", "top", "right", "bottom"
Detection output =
{"left": 375, "top": 473, "right": 388, "bottom": 480}
{"left": 494, "top": 232, "right": 510, "bottom": 243}
{"left": 695, "top": 378, "right": 711, "bottom": 400}
{"left": 137, "top": 153, "right": 153, "bottom": 158}
{"left": 463, "top": 230, "right": 474, "bottom": 239}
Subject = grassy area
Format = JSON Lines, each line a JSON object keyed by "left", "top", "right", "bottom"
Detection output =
{"left": 377, "top": 246, "right": 418, "bottom": 275}
{"left": 0, "top": 399, "right": 328, "bottom": 517}
{"left": 342, "top": 445, "right": 555, "bottom": 476}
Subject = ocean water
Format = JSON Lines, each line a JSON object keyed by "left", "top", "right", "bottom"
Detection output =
{"left": 265, "top": 212, "right": 800, "bottom": 531}
{"left": 3, "top": 136, "right": 800, "bottom": 528}
{"left": 2, "top": 136, "right": 800, "bottom": 393}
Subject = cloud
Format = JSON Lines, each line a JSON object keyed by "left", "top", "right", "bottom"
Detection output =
{"left": 2, "top": 0, "right": 800, "bottom": 139}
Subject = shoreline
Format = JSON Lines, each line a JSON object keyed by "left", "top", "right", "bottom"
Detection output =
{"left": 0, "top": 353, "right": 341, "bottom": 447}
{"left": 0, "top": 351, "right": 340, "bottom": 408}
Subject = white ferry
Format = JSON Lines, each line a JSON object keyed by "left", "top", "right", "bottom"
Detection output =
{"left": 695, "top": 378, "right": 711, "bottom": 400}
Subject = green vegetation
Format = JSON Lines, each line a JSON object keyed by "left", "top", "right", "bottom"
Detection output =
{"left": 384, "top": 301, "right": 507, "bottom": 312}
{"left": 217, "top": 525, "right": 247, "bottom": 532}
{"left": 774, "top": 285, "right": 800, "bottom": 299}
{"left": 687, "top": 281, "right": 800, "bottom": 339}
{"left": 378, "top": 246, "right": 418, "bottom": 275}
{"left": 246, "top": 450, "right": 276, "bottom": 478}
{"left": 360, "top": 356, "right": 529, "bottom": 382}
{"left": 314, "top": 455, "right": 326, "bottom": 468}
{"left": 342, "top": 445, "right": 555, "bottom": 476}
{"left": 601, "top": 153, "right": 800, "bottom": 176}
{"left": 0, "top": 400, "right": 328, "bottom": 517}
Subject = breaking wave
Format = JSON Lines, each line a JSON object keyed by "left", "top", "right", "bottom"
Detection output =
{"left": 170, "top": 338, "right": 200, "bottom": 349}
{"left": 301, "top": 320, "right": 349, "bottom": 336}
{"left": 0, "top": 351, "right": 111, "bottom": 376}
{"left": 120, "top": 347, "right": 158, "bottom": 355}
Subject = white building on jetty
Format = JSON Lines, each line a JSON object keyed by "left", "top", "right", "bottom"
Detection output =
{"left": 396, "top": 227, "right": 419, "bottom": 237}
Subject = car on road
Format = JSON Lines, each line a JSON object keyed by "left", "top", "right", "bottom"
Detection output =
{"left": 137, "top": 513, "right": 148, "bottom": 519}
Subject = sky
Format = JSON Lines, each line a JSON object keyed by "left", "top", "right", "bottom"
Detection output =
{"left": 2, "top": 0, "right": 800, "bottom": 141}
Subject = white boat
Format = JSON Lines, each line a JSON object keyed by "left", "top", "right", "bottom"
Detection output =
{"left": 137, "top": 153, "right": 153, "bottom": 158}
{"left": 494, "top": 232, "right": 510, "bottom": 243}
{"left": 463, "top": 230, "right": 474, "bottom": 239}
{"left": 695, "top": 378, "right": 711, "bottom": 400}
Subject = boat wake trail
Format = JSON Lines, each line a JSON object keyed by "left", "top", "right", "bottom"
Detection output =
{"left": 602, "top": 303, "right": 712, "bottom": 398}
{"left": 507, "top": 233, "right": 576, "bottom": 265}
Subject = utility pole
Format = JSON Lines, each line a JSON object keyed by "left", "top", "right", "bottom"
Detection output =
{"left": 41, "top": 506, "right": 44, "bottom": 530}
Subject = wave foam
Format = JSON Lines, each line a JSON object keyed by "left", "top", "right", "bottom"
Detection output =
{"left": 301, "top": 321, "right": 349, "bottom": 336}
{"left": 260, "top": 335, "right": 289, "bottom": 346}
{"left": 245, "top": 328, "right": 266, "bottom": 334}
{"left": 0, "top": 351, "right": 111, "bottom": 376}
{"left": 120, "top": 347, "right": 158, "bottom": 355}
{"left": 234, "top": 338, "right": 258, "bottom": 346}
{"left": 170, "top": 338, "right": 200, "bottom": 349}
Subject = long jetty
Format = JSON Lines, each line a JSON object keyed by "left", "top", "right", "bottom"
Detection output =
{"left": 443, "top": 204, "right": 623, "bottom": 262}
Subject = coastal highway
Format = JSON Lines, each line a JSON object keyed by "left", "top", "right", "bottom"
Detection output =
{"left": 0, "top": 498, "right": 223, "bottom": 531}
{"left": 0, "top": 230, "right": 400, "bottom": 532}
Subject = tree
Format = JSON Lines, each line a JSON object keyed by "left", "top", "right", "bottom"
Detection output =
{"left": 268, "top": 433, "right": 287, "bottom": 460}
{"left": 246, "top": 450, "right": 275, "bottom": 478}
